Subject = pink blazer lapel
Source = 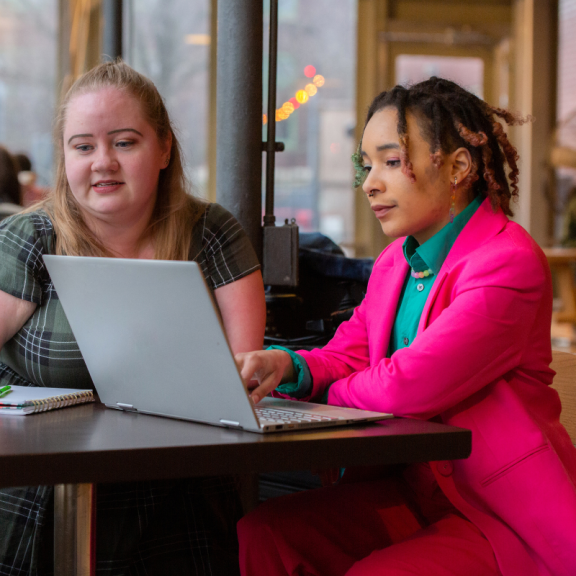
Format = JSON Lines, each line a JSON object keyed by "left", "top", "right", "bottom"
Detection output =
{"left": 370, "top": 243, "right": 410, "bottom": 360}
{"left": 418, "top": 269, "right": 448, "bottom": 333}
{"left": 417, "top": 198, "right": 509, "bottom": 333}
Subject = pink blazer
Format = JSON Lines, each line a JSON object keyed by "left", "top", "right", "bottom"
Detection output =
{"left": 297, "top": 199, "right": 576, "bottom": 575}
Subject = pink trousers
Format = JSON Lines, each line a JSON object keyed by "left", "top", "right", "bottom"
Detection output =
{"left": 238, "top": 466, "right": 501, "bottom": 576}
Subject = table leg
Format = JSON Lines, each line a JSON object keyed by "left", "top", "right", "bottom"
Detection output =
{"left": 238, "top": 473, "right": 259, "bottom": 513}
{"left": 54, "top": 483, "right": 95, "bottom": 576}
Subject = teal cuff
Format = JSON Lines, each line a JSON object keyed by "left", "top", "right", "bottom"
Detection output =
{"left": 267, "top": 345, "right": 313, "bottom": 398}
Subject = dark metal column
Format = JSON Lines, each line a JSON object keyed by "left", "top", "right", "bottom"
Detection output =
{"left": 102, "top": 0, "right": 123, "bottom": 61}
{"left": 216, "top": 0, "right": 263, "bottom": 261}
{"left": 263, "top": 0, "right": 278, "bottom": 227}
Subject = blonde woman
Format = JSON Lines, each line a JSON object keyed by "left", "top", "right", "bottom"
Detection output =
{"left": 0, "top": 61, "right": 265, "bottom": 575}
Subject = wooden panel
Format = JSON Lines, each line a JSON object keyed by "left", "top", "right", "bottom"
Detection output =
{"left": 551, "top": 350, "right": 576, "bottom": 444}
{"left": 544, "top": 248, "right": 576, "bottom": 323}
{"left": 354, "top": 0, "right": 391, "bottom": 257}
{"left": 392, "top": 1, "right": 512, "bottom": 25}
{"left": 510, "top": 0, "right": 558, "bottom": 246}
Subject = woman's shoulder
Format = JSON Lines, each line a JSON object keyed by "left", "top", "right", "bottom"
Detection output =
{"left": 0, "top": 209, "right": 54, "bottom": 303}
{"left": 0, "top": 208, "right": 55, "bottom": 246}
{"left": 190, "top": 202, "right": 260, "bottom": 288}
{"left": 195, "top": 202, "right": 248, "bottom": 247}
{"left": 483, "top": 218, "right": 546, "bottom": 267}
{"left": 201, "top": 202, "right": 238, "bottom": 230}
{"left": 456, "top": 218, "right": 549, "bottom": 291}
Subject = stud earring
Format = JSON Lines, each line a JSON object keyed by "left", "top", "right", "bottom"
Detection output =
{"left": 449, "top": 177, "right": 457, "bottom": 223}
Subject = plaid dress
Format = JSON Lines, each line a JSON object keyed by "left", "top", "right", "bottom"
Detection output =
{"left": 0, "top": 204, "right": 260, "bottom": 576}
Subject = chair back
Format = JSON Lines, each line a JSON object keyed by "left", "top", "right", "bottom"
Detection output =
{"left": 551, "top": 350, "right": 576, "bottom": 444}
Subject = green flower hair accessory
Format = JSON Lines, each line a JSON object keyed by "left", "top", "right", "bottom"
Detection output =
{"left": 352, "top": 141, "right": 367, "bottom": 189}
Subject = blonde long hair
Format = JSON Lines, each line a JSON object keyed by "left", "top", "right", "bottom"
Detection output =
{"left": 39, "top": 60, "right": 205, "bottom": 260}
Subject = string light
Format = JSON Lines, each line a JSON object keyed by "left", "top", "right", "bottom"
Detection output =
{"left": 289, "top": 97, "right": 300, "bottom": 109}
{"left": 304, "top": 65, "right": 316, "bottom": 78}
{"left": 268, "top": 65, "right": 326, "bottom": 123}
{"left": 295, "top": 90, "right": 309, "bottom": 104}
{"left": 304, "top": 83, "right": 317, "bottom": 97}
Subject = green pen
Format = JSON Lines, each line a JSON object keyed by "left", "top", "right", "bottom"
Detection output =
{"left": 0, "top": 385, "right": 12, "bottom": 397}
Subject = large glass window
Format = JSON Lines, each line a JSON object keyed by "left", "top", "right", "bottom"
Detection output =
{"left": 0, "top": 0, "right": 57, "bottom": 186}
{"left": 125, "top": 0, "right": 358, "bottom": 246}
{"left": 395, "top": 55, "right": 484, "bottom": 98}
{"left": 555, "top": 0, "right": 576, "bottom": 242}
{"left": 268, "top": 0, "right": 358, "bottom": 246}
{"left": 124, "top": 0, "right": 211, "bottom": 196}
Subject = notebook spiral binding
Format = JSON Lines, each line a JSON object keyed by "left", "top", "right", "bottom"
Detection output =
{"left": 29, "top": 390, "right": 94, "bottom": 413}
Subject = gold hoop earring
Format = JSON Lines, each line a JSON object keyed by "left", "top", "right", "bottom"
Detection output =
{"left": 449, "top": 177, "right": 457, "bottom": 223}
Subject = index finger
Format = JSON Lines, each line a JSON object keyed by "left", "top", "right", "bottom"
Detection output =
{"left": 235, "top": 352, "right": 264, "bottom": 385}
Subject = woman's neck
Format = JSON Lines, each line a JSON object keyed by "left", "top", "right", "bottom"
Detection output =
{"left": 82, "top": 209, "right": 156, "bottom": 259}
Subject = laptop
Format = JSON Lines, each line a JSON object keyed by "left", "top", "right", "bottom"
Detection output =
{"left": 43, "top": 255, "right": 392, "bottom": 433}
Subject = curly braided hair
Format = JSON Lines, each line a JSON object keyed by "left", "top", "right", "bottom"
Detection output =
{"left": 354, "top": 77, "right": 532, "bottom": 216}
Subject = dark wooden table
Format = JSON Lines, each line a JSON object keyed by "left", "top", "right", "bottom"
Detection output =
{"left": 0, "top": 402, "right": 471, "bottom": 575}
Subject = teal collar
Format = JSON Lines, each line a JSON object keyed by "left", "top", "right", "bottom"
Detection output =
{"left": 403, "top": 195, "right": 482, "bottom": 274}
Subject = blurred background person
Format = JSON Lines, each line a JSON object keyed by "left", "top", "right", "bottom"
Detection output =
{"left": 0, "top": 146, "right": 22, "bottom": 220}
{"left": 14, "top": 152, "right": 49, "bottom": 207}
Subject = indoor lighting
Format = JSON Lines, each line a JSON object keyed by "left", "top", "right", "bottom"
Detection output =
{"left": 185, "top": 34, "right": 211, "bottom": 45}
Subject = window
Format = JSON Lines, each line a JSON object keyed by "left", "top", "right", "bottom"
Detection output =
{"left": 395, "top": 54, "right": 484, "bottom": 98}
{"left": 267, "top": 0, "right": 358, "bottom": 246}
{"left": 0, "top": 0, "right": 57, "bottom": 186}
{"left": 124, "top": 0, "right": 211, "bottom": 196}
{"left": 555, "top": 0, "right": 576, "bottom": 242}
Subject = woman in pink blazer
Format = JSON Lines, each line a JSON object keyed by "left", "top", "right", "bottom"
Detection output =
{"left": 236, "top": 78, "right": 576, "bottom": 576}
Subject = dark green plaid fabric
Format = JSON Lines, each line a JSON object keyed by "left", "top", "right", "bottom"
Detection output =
{"left": 1, "top": 478, "right": 242, "bottom": 576}
{"left": 0, "top": 204, "right": 260, "bottom": 390}
{"left": 0, "top": 203, "right": 259, "bottom": 576}
{"left": 0, "top": 211, "right": 91, "bottom": 389}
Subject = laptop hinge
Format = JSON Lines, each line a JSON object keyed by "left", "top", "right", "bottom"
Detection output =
{"left": 219, "top": 419, "right": 242, "bottom": 429}
{"left": 116, "top": 403, "right": 138, "bottom": 412}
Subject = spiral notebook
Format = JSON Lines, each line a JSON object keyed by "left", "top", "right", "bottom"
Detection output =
{"left": 0, "top": 385, "right": 94, "bottom": 415}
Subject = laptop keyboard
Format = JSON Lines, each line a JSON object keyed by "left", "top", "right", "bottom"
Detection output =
{"left": 255, "top": 406, "right": 340, "bottom": 426}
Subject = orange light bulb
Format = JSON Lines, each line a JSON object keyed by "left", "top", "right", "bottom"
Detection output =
{"left": 305, "top": 83, "right": 317, "bottom": 97}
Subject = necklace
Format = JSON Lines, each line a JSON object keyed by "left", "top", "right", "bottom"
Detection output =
{"left": 411, "top": 268, "right": 433, "bottom": 279}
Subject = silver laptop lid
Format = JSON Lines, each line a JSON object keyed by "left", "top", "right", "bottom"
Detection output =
{"left": 43, "top": 256, "right": 262, "bottom": 431}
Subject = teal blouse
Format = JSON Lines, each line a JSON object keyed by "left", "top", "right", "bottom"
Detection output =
{"left": 389, "top": 196, "right": 481, "bottom": 355}
{"left": 275, "top": 196, "right": 482, "bottom": 398}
